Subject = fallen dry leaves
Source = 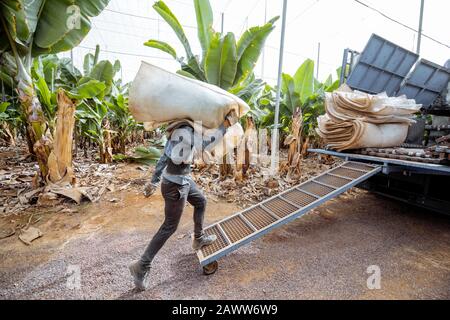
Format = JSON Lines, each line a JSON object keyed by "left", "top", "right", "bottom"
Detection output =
{"left": 192, "top": 151, "right": 340, "bottom": 208}
{"left": 1, "top": 143, "right": 340, "bottom": 246}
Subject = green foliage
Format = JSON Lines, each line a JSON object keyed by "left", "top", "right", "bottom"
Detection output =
{"left": 235, "top": 17, "right": 279, "bottom": 84}
{"left": 71, "top": 47, "right": 137, "bottom": 155}
{"left": 0, "top": 102, "right": 10, "bottom": 114}
{"left": 67, "top": 79, "right": 107, "bottom": 100}
{"left": 205, "top": 32, "right": 237, "bottom": 90}
{"left": 144, "top": 40, "right": 177, "bottom": 60}
{"left": 0, "top": 0, "right": 110, "bottom": 163}
{"left": 254, "top": 59, "right": 340, "bottom": 139}
{"left": 293, "top": 59, "right": 315, "bottom": 104}
{"left": 29, "top": 51, "right": 113, "bottom": 135}
{"left": 0, "top": 97, "right": 22, "bottom": 141}
{"left": 145, "top": 0, "right": 278, "bottom": 96}
{"left": 114, "top": 146, "right": 161, "bottom": 166}
{"left": 28, "top": 46, "right": 136, "bottom": 159}
{"left": 0, "top": 0, "right": 110, "bottom": 57}
{"left": 106, "top": 82, "right": 138, "bottom": 153}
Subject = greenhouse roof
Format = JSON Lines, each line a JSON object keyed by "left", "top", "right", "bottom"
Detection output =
{"left": 61, "top": 0, "right": 450, "bottom": 84}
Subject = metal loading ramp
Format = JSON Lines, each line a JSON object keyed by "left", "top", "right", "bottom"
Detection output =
{"left": 197, "top": 161, "right": 382, "bottom": 274}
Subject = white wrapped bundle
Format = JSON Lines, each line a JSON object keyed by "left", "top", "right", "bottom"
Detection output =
{"left": 129, "top": 62, "right": 250, "bottom": 130}
{"left": 317, "top": 115, "right": 410, "bottom": 151}
{"left": 316, "top": 86, "right": 422, "bottom": 151}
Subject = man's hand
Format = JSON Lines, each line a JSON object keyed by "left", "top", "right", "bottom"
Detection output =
{"left": 224, "top": 110, "right": 239, "bottom": 128}
{"left": 143, "top": 182, "right": 157, "bottom": 198}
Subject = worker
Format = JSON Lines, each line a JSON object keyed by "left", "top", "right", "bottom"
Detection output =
{"left": 129, "top": 110, "right": 239, "bottom": 291}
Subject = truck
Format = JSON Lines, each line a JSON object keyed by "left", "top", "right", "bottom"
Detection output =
{"left": 311, "top": 34, "right": 450, "bottom": 216}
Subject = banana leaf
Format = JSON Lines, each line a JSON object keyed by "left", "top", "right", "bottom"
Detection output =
{"left": 67, "top": 79, "right": 106, "bottom": 100}
{"left": 153, "top": 1, "right": 193, "bottom": 60}
{"left": 205, "top": 32, "right": 237, "bottom": 90}
{"left": 293, "top": 59, "right": 315, "bottom": 104}
{"left": 235, "top": 17, "right": 279, "bottom": 84}
{"left": 144, "top": 40, "right": 178, "bottom": 60}
{"left": 33, "top": 0, "right": 110, "bottom": 55}
{"left": 89, "top": 60, "right": 113, "bottom": 97}
{"left": 83, "top": 45, "right": 100, "bottom": 75}
{"left": 114, "top": 146, "right": 161, "bottom": 166}
{"left": 0, "top": 102, "right": 10, "bottom": 113}
{"left": 194, "top": 0, "right": 213, "bottom": 62}
{"left": 281, "top": 73, "right": 301, "bottom": 116}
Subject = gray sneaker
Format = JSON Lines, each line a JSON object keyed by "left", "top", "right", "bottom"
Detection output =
{"left": 129, "top": 261, "right": 150, "bottom": 291}
{"left": 192, "top": 234, "right": 217, "bottom": 251}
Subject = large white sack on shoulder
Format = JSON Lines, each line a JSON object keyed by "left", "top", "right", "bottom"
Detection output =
{"left": 129, "top": 62, "right": 250, "bottom": 129}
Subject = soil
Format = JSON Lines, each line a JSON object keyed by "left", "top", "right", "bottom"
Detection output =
{"left": 1, "top": 153, "right": 449, "bottom": 300}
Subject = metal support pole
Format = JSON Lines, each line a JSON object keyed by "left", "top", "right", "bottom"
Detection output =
{"left": 261, "top": 0, "right": 268, "bottom": 78}
{"left": 416, "top": 0, "right": 425, "bottom": 54}
{"left": 270, "top": 0, "right": 288, "bottom": 174}
{"left": 339, "top": 49, "right": 349, "bottom": 86}
{"left": 221, "top": 12, "right": 225, "bottom": 34}
{"left": 70, "top": 49, "right": 74, "bottom": 73}
{"left": 316, "top": 42, "right": 321, "bottom": 79}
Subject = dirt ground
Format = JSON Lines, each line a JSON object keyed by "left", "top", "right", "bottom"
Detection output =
{"left": 1, "top": 163, "right": 450, "bottom": 300}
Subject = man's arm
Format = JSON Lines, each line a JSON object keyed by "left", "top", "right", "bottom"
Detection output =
{"left": 150, "top": 152, "right": 169, "bottom": 185}
{"left": 144, "top": 146, "right": 169, "bottom": 198}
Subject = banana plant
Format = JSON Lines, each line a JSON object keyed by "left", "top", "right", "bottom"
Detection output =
{"left": 280, "top": 60, "right": 339, "bottom": 133}
{"left": 107, "top": 83, "right": 137, "bottom": 155}
{"left": 76, "top": 98, "right": 113, "bottom": 163}
{"left": 0, "top": 101, "right": 19, "bottom": 145}
{"left": 144, "top": 0, "right": 278, "bottom": 92}
{"left": 257, "top": 59, "right": 340, "bottom": 136}
{"left": 68, "top": 46, "right": 130, "bottom": 163}
{"left": 0, "top": 0, "right": 110, "bottom": 178}
{"left": 257, "top": 59, "right": 340, "bottom": 169}
{"left": 31, "top": 52, "right": 111, "bottom": 139}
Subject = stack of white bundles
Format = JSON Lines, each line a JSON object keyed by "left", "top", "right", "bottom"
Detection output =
{"left": 316, "top": 85, "right": 422, "bottom": 151}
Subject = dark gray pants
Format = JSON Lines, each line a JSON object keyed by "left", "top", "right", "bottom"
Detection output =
{"left": 140, "top": 179, "right": 206, "bottom": 270}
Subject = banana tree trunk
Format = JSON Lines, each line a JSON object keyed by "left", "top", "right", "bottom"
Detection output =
{"left": 6, "top": 36, "right": 51, "bottom": 181}
{"left": 119, "top": 135, "right": 127, "bottom": 154}
{"left": 1, "top": 122, "right": 16, "bottom": 146}
{"left": 219, "top": 136, "right": 233, "bottom": 178}
{"left": 286, "top": 108, "right": 303, "bottom": 176}
{"left": 235, "top": 117, "right": 257, "bottom": 181}
{"left": 18, "top": 84, "right": 51, "bottom": 180}
{"left": 99, "top": 120, "right": 113, "bottom": 164}
{"left": 46, "top": 90, "right": 76, "bottom": 185}
{"left": 301, "top": 135, "right": 310, "bottom": 158}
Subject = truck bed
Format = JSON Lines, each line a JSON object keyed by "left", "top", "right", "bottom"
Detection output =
{"left": 309, "top": 149, "right": 450, "bottom": 215}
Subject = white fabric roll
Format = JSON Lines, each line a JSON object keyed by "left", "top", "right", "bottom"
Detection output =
{"left": 316, "top": 87, "right": 422, "bottom": 151}
{"left": 129, "top": 62, "right": 250, "bottom": 130}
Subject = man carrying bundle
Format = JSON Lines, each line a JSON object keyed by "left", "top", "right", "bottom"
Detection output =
{"left": 129, "top": 111, "right": 239, "bottom": 291}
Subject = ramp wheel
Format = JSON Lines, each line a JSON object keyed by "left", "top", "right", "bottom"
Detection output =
{"left": 203, "top": 261, "right": 218, "bottom": 275}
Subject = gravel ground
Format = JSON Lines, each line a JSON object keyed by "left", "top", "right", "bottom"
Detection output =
{"left": 1, "top": 189, "right": 449, "bottom": 300}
